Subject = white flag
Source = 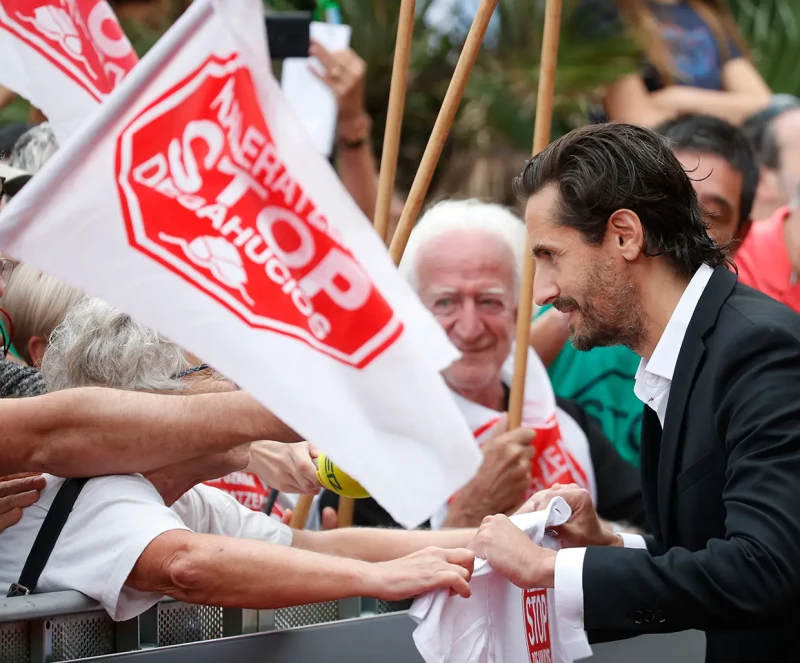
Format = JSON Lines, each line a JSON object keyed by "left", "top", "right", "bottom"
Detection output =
{"left": 0, "top": 0, "right": 481, "bottom": 528}
{"left": 0, "top": 0, "right": 138, "bottom": 142}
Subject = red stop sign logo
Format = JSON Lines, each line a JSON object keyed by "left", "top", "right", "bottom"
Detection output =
{"left": 523, "top": 588, "right": 553, "bottom": 663}
{"left": 0, "top": 1, "right": 137, "bottom": 100}
{"left": 116, "top": 55, "right": 402, "bottom": 368}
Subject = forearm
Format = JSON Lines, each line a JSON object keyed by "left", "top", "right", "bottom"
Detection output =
{"left": 293, "top": 526, "right": 476, "bottom": 562}
{"left": 128, "top": 531, "right": 375, "bottom": 609}
{"left": 5, "top": 388, "right": 299, "bottom": 476}
{"left": 649, "top": 86, "right": 770, "bottom": 125}
{"left": 336, "top": 143, "right": 380, "bottom": 221}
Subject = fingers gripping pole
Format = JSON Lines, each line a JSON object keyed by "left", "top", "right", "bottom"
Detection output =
{"left": 373, "top": 0, "right": 416, "bottom": 244}
{"left": 507, "top": 0, "right": 563, "bottom": 429}
{"left": 388, "top": 0, "right": 499, "bottom": 265}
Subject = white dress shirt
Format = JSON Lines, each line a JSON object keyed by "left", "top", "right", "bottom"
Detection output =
{"left": 554, "top": 264, "right": 715, "bottom": 631}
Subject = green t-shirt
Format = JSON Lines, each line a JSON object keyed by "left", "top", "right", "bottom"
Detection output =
{"left": 536, "top": 305, "right": 643, "bottom": 466}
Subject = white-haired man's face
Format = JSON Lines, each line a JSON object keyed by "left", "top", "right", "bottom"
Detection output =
{"left": 416, "top": 231, "right": 516, "bottom": 397}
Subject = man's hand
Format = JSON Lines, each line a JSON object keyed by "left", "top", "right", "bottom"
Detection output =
{"left": 444, "top": 416, "right": 534, "bottom": 527}
{"left": 0, "top": 474, "right": 45, "bottom": 533}
{"left": 309, "top": 41, "right": 366, "bottom": 123}
{"left": 248, "top": 441, "right": 321, "bottom": 495}
{"left": 515, "top": 483, "right": 621, "bottom": 548}
{"left": 469, "top": 514, "right": 557, "bottom": 589}
{"left": 367, "top": 546, "right": 475, "bottom": 601}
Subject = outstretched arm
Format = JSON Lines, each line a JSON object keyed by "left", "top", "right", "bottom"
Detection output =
{"left": 292, "top": 525, "right": 476, "bottom": 562}
{"left": 126, "top": 530, "right": 474, "bottom": 607}
{"left": 3, "top": 388, "right": 299, "bottom": 476}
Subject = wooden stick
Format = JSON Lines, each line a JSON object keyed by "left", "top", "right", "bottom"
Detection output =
{"left": 337, "top": 495, "right": 356, "bottom": 528}
{"left": 507, "top": 0, "right": 563, "bottom": 429}
{"left": 373, "top": 0, "right": 416, "bottom": 244}
{"left": 388, "top": 0, "right": 499, "bottom": 265}
{"left": 290, "top": 494, "right": 314, "bottom": 529}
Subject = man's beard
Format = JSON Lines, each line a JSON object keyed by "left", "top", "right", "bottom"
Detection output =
{"left": 553, "top": 260, "right": 646, "bottom": 352}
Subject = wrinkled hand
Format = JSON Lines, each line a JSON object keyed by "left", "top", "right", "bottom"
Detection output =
{"left": 248, "top": 441, "right": 321, "bottom": 495}
{"left": 514, "top": 483, "right": 618, "bottom": 548}
{"left": 309, "top": 41, "right": 366, "bottom": 122}
{"left": 446, "top": 416, "right": 534, "bottom": 526}
{"left": 469, "top": 514, "right": 556, "bottom": 589}
{"left": 0, "top": 474, "right": 45, "bottom": 533}
{"left": 280, "top": 505, "right": 338, "bottom": 531}
{"left": 369, "top": 547, "right": 475, "bottom": 601}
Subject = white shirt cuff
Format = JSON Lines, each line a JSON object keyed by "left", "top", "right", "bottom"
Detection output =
{"left": 554, "top": 547, "right": 587, "bottom": 630}
{"left": 620, "top": 533, "right": 647, "bottom": 550}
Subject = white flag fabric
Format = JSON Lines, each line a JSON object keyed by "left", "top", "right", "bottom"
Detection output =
{"left": 0, "top": 0, "right": 138, "bottom": 142}
{"left": 0, "top": 0, "right": 481, "bottom": 528}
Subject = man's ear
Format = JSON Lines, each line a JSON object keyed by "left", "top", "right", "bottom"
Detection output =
{"left": 607, "top": 209, "right": 644, "bottom": 261}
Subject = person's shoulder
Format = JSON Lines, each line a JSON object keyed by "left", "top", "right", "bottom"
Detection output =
{"left": 737, "top": 208, "right": 788, "bottom": 264}
{"left": 0, "top": 360, "right": 46, "bottom": 397}
{"left": 714, "top": 284, "right": 800, "bottom": 353}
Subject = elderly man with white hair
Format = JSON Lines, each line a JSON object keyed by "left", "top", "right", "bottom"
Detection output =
{"left": 322, "top": 199, "right": 644, "bottom": 532}
{"left": 1, "top": 298, "right": 479, "bottom": 620}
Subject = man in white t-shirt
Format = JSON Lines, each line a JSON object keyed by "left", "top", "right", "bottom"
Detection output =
{"left": 0, "top": 299, "right": 477, "bottom": 621}
{"left": 395, "top": 200, "right": 644, "bottom": 531}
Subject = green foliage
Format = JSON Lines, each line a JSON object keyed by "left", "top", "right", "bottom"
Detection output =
{"left": 728, "top": 0, "right": 800, "bottom": 96}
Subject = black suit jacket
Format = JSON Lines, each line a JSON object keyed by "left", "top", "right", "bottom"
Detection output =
{"left": 584, "top": 267, "right": 800, "bottom": 662}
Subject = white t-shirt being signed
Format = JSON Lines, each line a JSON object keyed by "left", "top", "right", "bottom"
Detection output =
{"left": 0, "top": 474, "right": 292, "bottom": 621}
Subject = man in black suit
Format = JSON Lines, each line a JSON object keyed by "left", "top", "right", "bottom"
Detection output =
{"left": 468, "top": 122, "right": 800, "bottom": 663}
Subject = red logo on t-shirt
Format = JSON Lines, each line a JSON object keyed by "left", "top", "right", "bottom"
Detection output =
{"left": 523, "top": 588, "right": 552, "bottom": 663}
{"left": 0, "top": 1, "right": 137, "bottom": 101}
{"left": 204, "top": 471, "right": 282, "bottom": 515}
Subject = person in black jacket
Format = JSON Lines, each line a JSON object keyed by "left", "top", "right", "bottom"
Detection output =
{"left": 469, "top": 122, "right": 800, "bottom": 663}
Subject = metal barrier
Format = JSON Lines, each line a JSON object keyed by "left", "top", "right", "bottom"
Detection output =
{"left": 0, "top": 591, "right": 413, "bottom": 662}
{"left": 1, "top": 591, "right": 705, "bottom": 662}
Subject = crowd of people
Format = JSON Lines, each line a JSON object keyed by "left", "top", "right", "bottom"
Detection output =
{"left": 1, "top": 1, "right": 800, "bottom": 662}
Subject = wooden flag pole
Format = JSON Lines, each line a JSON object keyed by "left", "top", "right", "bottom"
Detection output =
{"left": 289, "top": 494, "right": 314, "bottom": 529}
{"left": 388, "top": 0, "right": 499, "bottom": 264}
{"left": 507, "top": 0, "right": 563, "bottom": 429}
{"left": 373, "top": 0, "right": 416, "bottom": 244}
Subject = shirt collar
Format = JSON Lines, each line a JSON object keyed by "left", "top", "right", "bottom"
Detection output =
{"left": 638, "top": 263, "right": 715, "bottom": 383}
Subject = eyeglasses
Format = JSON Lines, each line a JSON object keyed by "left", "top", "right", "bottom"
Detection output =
{"left": 0, "top": 259, "right": 14, "bottom": 288}
{"left": 173, "top": 364, "right": 211, "bottom": 379}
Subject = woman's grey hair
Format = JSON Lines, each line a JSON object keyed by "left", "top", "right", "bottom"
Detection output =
{"left": 42, "top": 298, "right": 191, "bottom": 393}
{"left": 0, "top": 265, "right": 85, "bottom": 365}
{"left": 9, "top": 123, "right": 58, "bottom": 174}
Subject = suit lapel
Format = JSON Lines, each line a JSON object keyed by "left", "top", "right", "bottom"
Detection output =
{"left": 657, "top": 329, "right": 705, "bottom": 542}
{"left": 655, "top": 266, "right": 737, "bottom": 543}
{"left": 639, "top": 405, "right": 663, "bottom": 540}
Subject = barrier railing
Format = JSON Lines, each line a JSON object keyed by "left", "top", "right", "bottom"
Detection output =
{"left": 0, "top": 591, "right": 410, "bottom": 663}
{"left": 1, "top": 591, "right": 705, "bottom": 663}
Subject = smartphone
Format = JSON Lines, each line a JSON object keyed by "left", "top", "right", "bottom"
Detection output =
{"left": 265, "top": 12, "right": 312, "bottom": 60}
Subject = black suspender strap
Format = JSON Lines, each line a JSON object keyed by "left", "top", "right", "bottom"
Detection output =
{"left": 7, "top": 478, "right": 89, "bottom": 598}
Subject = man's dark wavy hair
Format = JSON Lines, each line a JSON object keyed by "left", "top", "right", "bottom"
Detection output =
{"left": 513, "top": 123, "right": 732, "bottom": 279}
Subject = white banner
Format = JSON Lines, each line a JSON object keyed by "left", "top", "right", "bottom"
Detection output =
{"left": 0, "top": 0, "right": 138, "bottom": 142}
{"left": 0, "top": 0, "right": 481, "bottom": 528}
